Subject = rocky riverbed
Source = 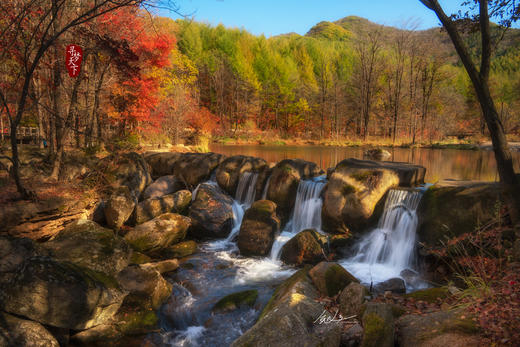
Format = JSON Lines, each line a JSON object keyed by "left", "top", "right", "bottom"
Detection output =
{"left": 1, "top": 150, "right": 509, "bottom": 346}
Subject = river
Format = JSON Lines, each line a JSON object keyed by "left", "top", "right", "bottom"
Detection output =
{"left": 210, "top": 144, "right": 520, "bottom": 182}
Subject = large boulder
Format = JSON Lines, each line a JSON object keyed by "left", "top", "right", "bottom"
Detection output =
{"left": 1, "top": 257, "right": 125, "bottom": 330}
{"left": 0, "top": 312, "right": 60, "bottom": 347}
{"left": 104, "top": 186, "right": 136, "bottom": 230}
{"left": 144, "top": 152, "right": 182, "bottom": 178}
{"left": 216, "top": 155, "right": 268, "bottom": 197}
{"left": 280, "top": 229, "right": 328, "bottom": 266}
{"left": 142, "top": 175, "right": 184, "bottom": 200}
{"left": 265, "top": 159, "right": 321, "bottom": 222}
{"left": 124, "top": 213, "right": 191, "bottom": 254}
{"left": 101, "top": 152, "right": 152, "bottom": 199}
{"left": 339, "top": 158, "right": 425, "bottom": 186}
{"left": 339, "top": 282, "right": 369, "bottom": 318}
{"left": 361, "top": 303, "right": 395, "bottom": 347}
{"left": 237, "top": 200, "right": 280, "bottom": 256}
{"left": 232, "top": 267, "right": 342, "bottom": 347}
{"left": 418, "top": 180, "right": 507, "bottom": 247}
{"left": 134, "top": 190, "right": 191, "bottom": 225}
{"left": 116, "top": 265, "right": 172, "bottom": 310}
{"left": 322, "top": 159, "right": 416, "bottom": 233}
{"left": 189, "top": 183, "right": 234, "bottom": 239}
{"left": 0, "top": 236, "right": 37, "bottom": 286}
{"left": 41, "top": 219, "right": 132, "bottom": 275}
{"left": 71, "top": 265, "right": 173, "bottom": 344}
{"left": 308, "top": 261, "right": 359, "bottom": 297}
{"left": 396, "top": 309, "right": 480, "bottom": 347}
{"left": 173, "top": 152, "right": 225, "bottom": 189}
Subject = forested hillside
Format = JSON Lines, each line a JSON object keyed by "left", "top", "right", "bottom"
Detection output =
{"left": 174, "top": 15, "right": 520, "bottom": 143}
{"left": 2, "top": 9, "right": 519, "bottom": 154}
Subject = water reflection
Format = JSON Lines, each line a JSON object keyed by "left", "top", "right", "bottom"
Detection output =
{"left": 209, "top": 144, "right": 520, "bottom": 182}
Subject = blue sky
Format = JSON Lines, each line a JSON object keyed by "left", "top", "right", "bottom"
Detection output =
{"left": 162, "top": 0, "right": 467, "bottom": 36}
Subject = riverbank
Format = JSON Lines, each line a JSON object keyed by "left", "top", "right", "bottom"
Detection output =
{"left": 213, "top": 135, "right": 520, "bottom": 151}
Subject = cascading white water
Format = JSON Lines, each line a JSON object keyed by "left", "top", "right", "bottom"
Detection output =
{"left": 261, "top": 175, "right": 271, "bottom": 200}
{"left": 340, "top": 189, "right": 423, "bottom": 287}
{"left": 221, "top": 172, "right": 259, "bottom": 244}
{"left": 269, "top": 177, "right": 326, "bottom": 260}
{"left": 235, "top": 171, "right": 258, "bottom": 207}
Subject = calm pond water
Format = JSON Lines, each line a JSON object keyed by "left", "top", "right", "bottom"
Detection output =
{"left": 210, "top": 144, "right": 520, "bottom": 182}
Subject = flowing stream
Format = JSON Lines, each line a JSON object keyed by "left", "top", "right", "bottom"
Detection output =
{"left": 158, "top": 172, "right": 295, "bottom": 346}
{"left": 269, "top": 176, "right": 326, "bottom": 261}
{"left": 339, "top": 189, "right": 427, "bottom": 291}
{"left": 157, "top": 174, "right": 427, "bottom": 346}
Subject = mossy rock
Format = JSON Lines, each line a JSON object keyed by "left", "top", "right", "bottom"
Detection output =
{"left": 339, "top": 282, "right": 369, "bottom": 318}
{"left": 161, "top": 240, "right": 198, "bottom": 258}
{"left": 259, "top": 265, "right": 313, "bottom": 319}
{"left": 417, "top": 180, "right": 506, "bottom": 247}
{"left": 279, "top": 229, "right": 327, "bottom": 266}
{"left": 237, "top": 200, "right": 280, "bottom": 256}
{"left": 129, "top": 251, "right": 152, "bottom": 265}
{"left": 212, "top": 290, "right": 258, "bottom": 313}
{"left": 404, "top": 287, "right": 449, "bottom": 303}
{"left": 2, "top": 256, "right": 126, "bottom": 330}
{"left": 361, "top": 303, "right": 394, "bottom": 347}
{"left": 42, "top": 219, "right": 132, "bottom": 276}
{"left": 124, "top": 213, "right": 191, "bottom": 254}
{"left": 309, "top": 262, "right": 359, "bottom": 297}
{"left": 116, "top": 307, "right": 158, "bottom": 335}
{"left": 396, "top": 309, "right": 480, "bottom": 347}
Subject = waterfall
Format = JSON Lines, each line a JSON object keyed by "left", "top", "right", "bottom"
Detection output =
{"left": 269, "top": 176, "right": 326, "bottom": 260}
{"left": 223, "top": 172, "right": 259, "bottom": 244}
{"left": 340, "top": 189, "right": 423, "bottom": 287}
{"left": 261, "top": 175, "right": 271, "bottom": 200}
{"left": 235, "top": 171, "right": 258, "bottom": 207}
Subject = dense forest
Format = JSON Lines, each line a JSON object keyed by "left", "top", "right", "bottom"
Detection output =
{"left": 2, "top": 5, "right": 520, "bottom": 157}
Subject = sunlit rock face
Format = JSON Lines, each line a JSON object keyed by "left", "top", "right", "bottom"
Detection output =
{"left": 322, "top": 158, "right": 425, "bottom": 234}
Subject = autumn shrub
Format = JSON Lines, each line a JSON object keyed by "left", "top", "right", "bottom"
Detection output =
{"left": 430, "top": 209, "right": 520, "bottom": 345}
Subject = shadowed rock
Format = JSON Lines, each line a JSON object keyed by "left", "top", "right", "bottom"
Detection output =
{"left": 134, "top": 190, "right": 191, "bottom": 225}
{"left": 266, "top": 159, "right": 322, "bottom": 223}
{"left": 237, "top": 200, "right": 280, "bottom": 256}
{"left": 396, "top": 309, "right": 480, "bottom": 347}
{"left": 308, "top": 261, "right": 358, "bottom": 297}
{"left": 418, "top": 179, "right": 507, "bottom": 247}
{"left": 280, "top": 229, "right": 328, "bottom": 266}
{"left": 1, "top": 257, "right": 125, "bottom": 330}
{"left": 42, "top": 219, "right": 132, "bottom": 275}
{"left": 0, "top": 312, "right": 59, "bottom": 347}
{"left": 189, "top": 183, "right": 234, "bottom": 239}
{"left": 142, "top": 175, "right": 183, "bottom": 200}
{"left": 216, "top": 155, "right": 268, "bottom": 197}
{"left": 361, "top": 303, "right": 395, "bottom": 347}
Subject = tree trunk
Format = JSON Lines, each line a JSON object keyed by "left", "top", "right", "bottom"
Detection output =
{"left": 422, "top": 0, "right": 520, "bottom": 222}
